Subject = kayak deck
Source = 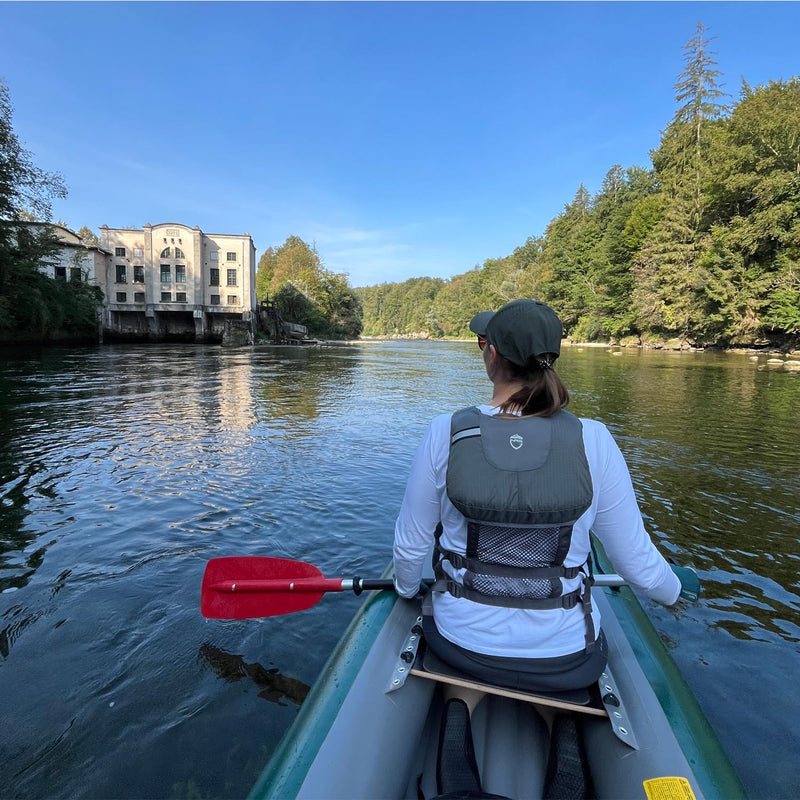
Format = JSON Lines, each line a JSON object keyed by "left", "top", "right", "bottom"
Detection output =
{"left": 250, "top": 580, "right": 745, "bottom": 800}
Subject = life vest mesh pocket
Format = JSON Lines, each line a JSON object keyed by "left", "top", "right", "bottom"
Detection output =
{"left": 466, "top": 573, "right": 555, "bottom": 599}
{"left": 474, "top": 523, "right": 562, "bottom": 567}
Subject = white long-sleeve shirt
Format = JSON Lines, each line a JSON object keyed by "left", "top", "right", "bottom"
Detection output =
{"left": 393, "top": 405, "right": 681, "bottom": 659}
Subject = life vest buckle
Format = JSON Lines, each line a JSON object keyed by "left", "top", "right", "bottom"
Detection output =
{"left": 446, "top": 580, "right": 465, "bottom": 599}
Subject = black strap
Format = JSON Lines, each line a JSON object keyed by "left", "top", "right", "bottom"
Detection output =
{"left": 436, "top": 545, "right": 583, "bottom": 580}
{"left": 442, "top": 579, "right": 583, "bottom": 610}
{"left": 581, "top": 558, "right": 596, "bottom": 652}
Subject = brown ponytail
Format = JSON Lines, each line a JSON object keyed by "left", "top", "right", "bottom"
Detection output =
{"left": 496, "top": 354, "right": 569, "bottom": 417}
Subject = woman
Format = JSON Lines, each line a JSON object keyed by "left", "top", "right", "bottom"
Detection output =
{"left": 393, "top": 299, "right": 693, "bottom": 694}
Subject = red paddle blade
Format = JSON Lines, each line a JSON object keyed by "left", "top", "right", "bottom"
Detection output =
{"left": 201, "top": 556, "right": 333, "bottom": 619}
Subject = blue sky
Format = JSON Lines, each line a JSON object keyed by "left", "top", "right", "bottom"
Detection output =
{"left": 4, "top": 2, "right": 799, "bottom": 287}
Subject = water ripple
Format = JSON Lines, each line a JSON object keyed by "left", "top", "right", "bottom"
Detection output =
{"left": 0, "top": 343, "right": 798, "bottom": 798}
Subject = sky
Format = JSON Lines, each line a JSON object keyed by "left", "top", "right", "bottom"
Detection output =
{"left": 4, "top": 1, "right": 799, "bottom": 288}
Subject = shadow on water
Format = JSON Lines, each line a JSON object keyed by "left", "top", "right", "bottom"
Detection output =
{"left": 197, "top": 642, "right": 310, "bottom": 706}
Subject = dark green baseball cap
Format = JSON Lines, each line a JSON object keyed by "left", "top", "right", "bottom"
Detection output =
{"left": 469, "top": 299, "right": 563, "bottom": 365}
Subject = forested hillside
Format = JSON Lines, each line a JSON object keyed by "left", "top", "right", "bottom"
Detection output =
{"left": 356, "top": 26, "right": 800, "bottom": 347}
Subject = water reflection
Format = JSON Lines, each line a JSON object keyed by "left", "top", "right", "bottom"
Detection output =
{"left": 254, "top": 345, "right": 360, "bottom": 422}
{"left": 562, "top": 348, "right": 800, "bottom": 639}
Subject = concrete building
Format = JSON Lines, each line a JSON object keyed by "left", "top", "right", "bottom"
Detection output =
{"left": 98, "top": 222, "right": 257, "bottom": 342}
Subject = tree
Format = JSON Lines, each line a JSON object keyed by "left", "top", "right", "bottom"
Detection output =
{"left": 268, "top": 236, "right": 322, "bottom": 295}
{"left": 631, "top": 24, "right": 732, "bottom": 341}
{"left": 536, "top": 185, "right": 604, "bottom": 335}
{"left": 0, "top": 80, "right": 101, "bottom": 340}
{"left": 262, "top": 235, "right": 363, "bottom": 338}
{"left": 701, "top": 79, "right": 800, "bottom": 339}
{"left": 656, "top": 23, "right": 729, "bottom": 228}
{"left": 77, "top": 225, "right": 99, "bottom": 246}
{"left": 0, "top": 81, "right": 66, "bottom": 222}
{"left": 255, "top": 247, "right": 277, "bottom": 301}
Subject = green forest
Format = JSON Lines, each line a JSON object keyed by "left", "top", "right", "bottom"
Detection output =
{"left": 256, "top": 236, "right": 362, "bottom": 339}
{"left": 353, "top": 26, "right": 800, "bottom": 347}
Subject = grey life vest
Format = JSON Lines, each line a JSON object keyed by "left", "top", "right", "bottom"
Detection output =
{"left": 431, "top": 406, "right": 598, "bottom": 650}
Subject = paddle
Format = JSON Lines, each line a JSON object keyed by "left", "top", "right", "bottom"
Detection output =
{"left": 201, "top": 556, "right": 395, "bottom": 619}
{"left": 201, "top": 556, "right": 629, "bottom": 620}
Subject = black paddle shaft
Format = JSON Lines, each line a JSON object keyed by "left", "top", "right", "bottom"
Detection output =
{"left": 351, "top": 578, "right": 396, "bottom": 595}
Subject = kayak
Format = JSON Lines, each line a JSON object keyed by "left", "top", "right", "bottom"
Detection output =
{"left": 240, "top": 545, "right": 745, "bottom": 800}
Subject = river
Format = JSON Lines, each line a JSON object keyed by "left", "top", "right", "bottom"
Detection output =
{"left": 0, "top": 341, "right": 798, "bottom": 799}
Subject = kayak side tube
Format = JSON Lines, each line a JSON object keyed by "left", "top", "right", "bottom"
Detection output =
{"left": 591, "top": 542, "right": 746, "bottom": 799}
{"left": 249, "top": 587, "right": 433, "bottom": 800}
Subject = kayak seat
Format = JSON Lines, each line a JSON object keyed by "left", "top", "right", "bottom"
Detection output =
{"left": 412, "top": 643, "right": 607, "bottom": 718}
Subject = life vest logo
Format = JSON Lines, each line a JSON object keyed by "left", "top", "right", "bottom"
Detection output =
{"left": 509, "top": 434, "right": 523, "bottom": 450}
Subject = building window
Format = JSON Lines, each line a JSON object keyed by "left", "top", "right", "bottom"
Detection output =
{"left": 116, "top": 292, "right": 127, "bottom": 302}
{"left": 133, "top": 265, "right": 145, "bottom": 283}
{"left": 175, "top": 265, "right": 186, "bottom": 283}
{"left": 160, "top": 247, "right": 171, "bottom": 258}
{"left": 134, "top": 292, "right": 145, "bottom": 303}
{"left": 175, "top": 247, "right": 185, "bottom": 259}
{"left": 176, "top": 292, "right": 187, "bottom": 302}
{"left": 55, "top": 266, "right": 67, "bottom": 280}
{"left": 209, "top": 268, "right": 220, "bottom": 286}
{"left": 227, "top": 295, "right": 238, "bottom": 305}
{"left": 116, "top": 265, "right": 127, "bottom": 283}
{"left": 226, "top": 269, "right": 237, "bottom": 286}
{"left": 134, "top": 248, "right": 143, "bottom": 257}
{"left": 70, "top": 268, "right": 82, "bottom": 282}
{"left": 210, "top": 251, "right": 218, "bottom": 261}
{"left": 161, "top": 292, "right": 171, "bottom": 303}
{"left": 226, "top": 251, "right": 236, "bottom": 261}
{"left": 115, "top": 247, "right": 126, "bottom": 257}
{"left": 210, "top": 294, "right": 220, "bottom": 305}
{"left": 160, "top": 265, "right": 171, "bottom": 282}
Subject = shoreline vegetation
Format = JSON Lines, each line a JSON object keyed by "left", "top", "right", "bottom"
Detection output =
{"left": 351, "top": 29, "right": 800, "bottom": 353}
{"left": 353, "top": 333, "right": 800, "bottom": 358}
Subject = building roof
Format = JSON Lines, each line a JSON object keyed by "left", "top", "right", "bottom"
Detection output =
{"left": 11, "top": 220, "right": 111, "bottom": 254}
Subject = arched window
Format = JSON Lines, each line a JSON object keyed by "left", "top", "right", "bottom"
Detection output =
{"left": 160, "top": 247, "right": 171, "bottom": 258}
{"left": 175, "top": 247, "right": 185, "bottom": 259}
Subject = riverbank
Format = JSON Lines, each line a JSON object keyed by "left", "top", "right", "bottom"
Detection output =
{"left": 356, "top": 332, "right": 800, "bottom": 357}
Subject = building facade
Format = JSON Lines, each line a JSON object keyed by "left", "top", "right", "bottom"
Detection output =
{"left": 16, "top": 222, "right": 110, "bottom": 284}
{"left": 98, "top": 222, "right": 257, "bottom": 342}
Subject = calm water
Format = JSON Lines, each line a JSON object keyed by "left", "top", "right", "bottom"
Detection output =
{"left": 1, "top": 342, "right": 798, "bottom": 799}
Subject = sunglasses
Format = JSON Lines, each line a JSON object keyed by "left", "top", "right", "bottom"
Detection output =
{"left": 477, "top": 336, "right": 487, "bottom": 351}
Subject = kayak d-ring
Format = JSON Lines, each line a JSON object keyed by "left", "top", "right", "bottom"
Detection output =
{"left": 386, "top": 616, "right": 424, "bottom": 693}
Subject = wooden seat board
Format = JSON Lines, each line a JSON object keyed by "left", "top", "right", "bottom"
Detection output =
{"left": 410, "top": 645, "right": 608, "bottom": 718}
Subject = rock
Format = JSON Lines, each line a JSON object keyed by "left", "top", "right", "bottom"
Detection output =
{"left": 222, "top": 319, "right": 254, "bottom": 346}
